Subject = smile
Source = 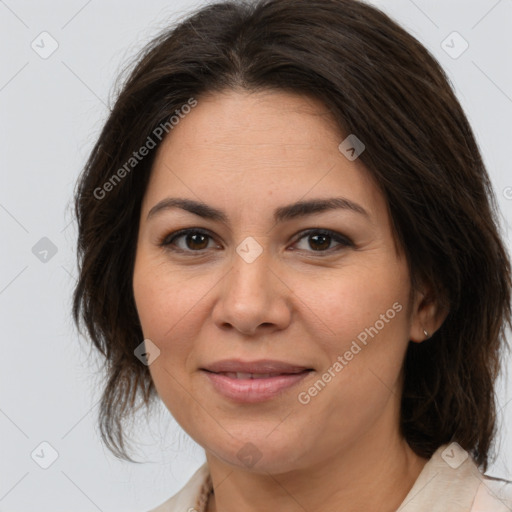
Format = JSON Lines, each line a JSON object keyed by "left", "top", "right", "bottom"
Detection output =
{"left": 202, "top": 369, "right": 312, "bottom": 403}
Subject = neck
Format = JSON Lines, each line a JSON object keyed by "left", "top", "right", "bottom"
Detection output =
{"left": 205, "top": 430, "right": 428, "bottom": 512}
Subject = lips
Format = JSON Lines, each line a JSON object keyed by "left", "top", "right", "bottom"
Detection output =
{"left": 217, "top": 372, "right": 292, "bottom": 379}
{"left": 201, "top": 359, "right": 312, "bottom": 375}
{"left": 200, "top": 359, "right": 313, "bottom": 403}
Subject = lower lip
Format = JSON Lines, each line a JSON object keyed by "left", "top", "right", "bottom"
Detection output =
{"left": 202, "top": 370, "right": 312, "bottom": 403}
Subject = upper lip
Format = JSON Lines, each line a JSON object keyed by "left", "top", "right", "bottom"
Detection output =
{"left": 201, "top": 359, "right": 312, "bottom": 374}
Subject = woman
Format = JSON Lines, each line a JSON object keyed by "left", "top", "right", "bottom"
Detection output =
{"left": 72, "top": 0, "right": 512, "bottom": 510}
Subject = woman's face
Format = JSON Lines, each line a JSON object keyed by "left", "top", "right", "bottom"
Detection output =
{"left": 133, "top": 89, "right": 429, "bottom": 473}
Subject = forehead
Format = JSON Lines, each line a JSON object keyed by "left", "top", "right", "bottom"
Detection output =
{"left": 143, "top": 89, "right": 385, "bottom": 221}
{"left": 158, "top": 89, "right": 343, "bottom": 160}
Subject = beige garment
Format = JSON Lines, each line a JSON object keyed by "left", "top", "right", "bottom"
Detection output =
{"left": 148, "top": 444, "right": 512, "bottom": 512}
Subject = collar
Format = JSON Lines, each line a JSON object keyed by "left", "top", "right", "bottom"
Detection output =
{"left": 149, "top": 444, "right": 512, "bottom": 512}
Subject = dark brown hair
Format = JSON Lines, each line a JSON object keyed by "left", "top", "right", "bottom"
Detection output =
{"left": 73, "top": 0, "right": 511, "bottom": 469}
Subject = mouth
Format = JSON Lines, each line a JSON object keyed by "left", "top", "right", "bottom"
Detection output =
{"left": 207, "top": 371, "right": 309, "bottom": 379}
{"left": 200, "top": 362, "right": 314, "bottom": 403}
{"left": 200, "top": 358, "right": 313, "bottom": 375}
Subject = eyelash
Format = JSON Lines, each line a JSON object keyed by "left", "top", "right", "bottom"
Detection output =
{"left": 158, "top": 228, "right": 354, "bottom": 256}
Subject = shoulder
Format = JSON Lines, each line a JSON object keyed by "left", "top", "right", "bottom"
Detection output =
{"left": 471, "top": 475, "right": 512, "bottom": 512}
{"left": 398, "top": 443, "right": 512, "bottom": 511}
{"left": 146, "top": 463, "right": 211, "bottom": 512}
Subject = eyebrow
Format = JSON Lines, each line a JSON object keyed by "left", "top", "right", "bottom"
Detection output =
{"left": 146, "top": 197, "right": 369, "bottom": 223}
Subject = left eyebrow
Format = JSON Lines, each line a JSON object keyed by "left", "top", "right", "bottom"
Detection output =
{"left": 274, "top": 197, "right": 369, "bottom": 222}
{"left": 146, "top": 197, "right": 370, "bottom": 222}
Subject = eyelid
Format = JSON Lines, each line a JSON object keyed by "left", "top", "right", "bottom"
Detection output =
{"left": 290, "top": 228, "right": 354, "bottom": 253}
{"left": 159, "top": 227, "right": 221, "bottom": 251}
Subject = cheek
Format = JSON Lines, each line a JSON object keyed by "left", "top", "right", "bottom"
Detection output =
{"left": 132, "top": 255, "right": 213, "bottom": 401}
{"left": 287, "top": 261, "right": 410, "bottom": 344}
{"left": 132, "top": 262, "right": 188, "bottom": 403}
{"left": 289, "top": 261, "right": 411, "bottom": 412}
{"left": 133, "top": 273, "right": 196, "bottom": 419}
{"left": 133, "top": 252, "right": 209, "bottom": 341}
{"left": 294, "top": 290, "right": 409, "bottom": 445}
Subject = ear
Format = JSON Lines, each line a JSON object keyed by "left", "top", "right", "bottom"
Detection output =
{"left": 409, "top": 284, "right": 449, "bottom": 343}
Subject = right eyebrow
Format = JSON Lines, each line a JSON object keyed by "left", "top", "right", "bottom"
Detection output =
{"left": 147, "top": 198, "right": 228, "bottom": 222}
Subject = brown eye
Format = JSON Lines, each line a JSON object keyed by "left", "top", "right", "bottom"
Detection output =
{"left": 185, "top": 232, "right": 209, "bottom": 250}
{"left": 308, "top": 233, "right": 331, "bottom": 251}
{"left": 161, "top": 229, "right": 217, "bottom": 252}
{"left": 293, "top": 229, "right": 353, "bottom": 254}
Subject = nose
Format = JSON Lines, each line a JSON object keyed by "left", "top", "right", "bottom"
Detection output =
{"left": 211, "top": 249, "right": 292, "bottom": 336}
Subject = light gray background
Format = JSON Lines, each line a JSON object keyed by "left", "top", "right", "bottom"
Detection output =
{"left": 0, "top": 1, "right": 511, "bottom": 511}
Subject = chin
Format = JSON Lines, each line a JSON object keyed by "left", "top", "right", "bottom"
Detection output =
{"left": 203, "top": 432, "right": 311, "bottom": 475}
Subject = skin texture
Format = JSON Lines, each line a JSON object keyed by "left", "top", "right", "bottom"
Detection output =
{"left": 132, "top": 90, "right": 447, "bottom": 512}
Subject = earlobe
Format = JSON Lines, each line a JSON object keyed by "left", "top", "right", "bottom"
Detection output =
{"left": 409, "top": 286, "right": 449, "bottom": 343}
{"left": 410, "top": 323, "right": 433, "bottom": 344}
